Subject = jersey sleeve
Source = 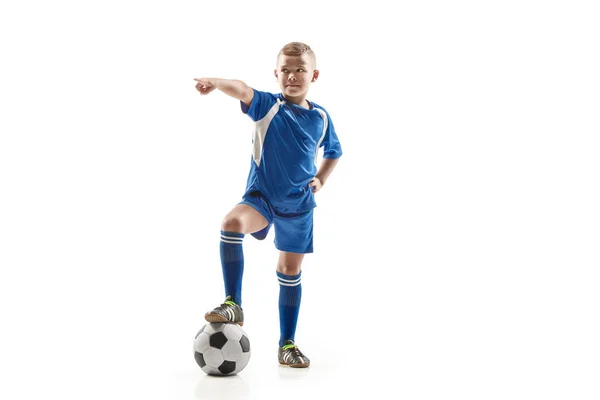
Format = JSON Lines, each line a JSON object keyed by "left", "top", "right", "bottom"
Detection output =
{"left": 240, "top": 89, "right": 278, "bottom": 121}
{"left": 320, "top": 111, "right": 343, "bottom": 159}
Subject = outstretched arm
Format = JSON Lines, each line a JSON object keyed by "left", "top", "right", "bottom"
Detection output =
{"left": 309, "top": 158, "right": 340, "bottom": 193}
{"left": 194, "top": 78, "right": 254, "bottom": 107}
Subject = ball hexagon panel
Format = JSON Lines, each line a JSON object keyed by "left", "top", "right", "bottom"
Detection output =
{"left": 202, "top": 347, "right": 224, "bottom": 367}
{"left": 222, "top": 323, "right": 243, "bottom": 341}
{"left": 193, "top": 331, "right": 211, "bottom": 353}
{"left": 221, "top": 339, "right": 243, "bottom": 361}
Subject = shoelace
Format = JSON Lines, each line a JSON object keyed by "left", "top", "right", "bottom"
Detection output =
{"left": 282, "top": 345, "right": 305, "bottom": 360}
{"left": 212, "top": 301, "right": 236, "bottom": 314}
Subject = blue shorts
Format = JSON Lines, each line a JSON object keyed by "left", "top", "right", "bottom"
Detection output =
{"left": 240, "top": 191, "right": 314, "bottom": 254}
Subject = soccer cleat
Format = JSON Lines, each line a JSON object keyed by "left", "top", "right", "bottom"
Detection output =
{"left": 204, "top": 296, "right": 244, "bottom": 326}
{"left": 250, "top": 224, "right": 272, "bottom": 240}
{"left": 278, "top": 340, "right": 310, "bottom": 368}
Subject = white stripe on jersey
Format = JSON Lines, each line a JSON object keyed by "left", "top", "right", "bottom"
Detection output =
{"left": 314, "top": 108, "right": 328, "bottom": 165}
{"left": 252, "top": 98, "right": 283, "bottom": 167}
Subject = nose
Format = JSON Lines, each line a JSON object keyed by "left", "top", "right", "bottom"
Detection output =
{"left": 287, "top": 73, "right": 297, "bottom": 81}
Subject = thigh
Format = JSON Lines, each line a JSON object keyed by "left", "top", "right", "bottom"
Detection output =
{"left": 222, "top": 204, "right": 269, "bottom": 234}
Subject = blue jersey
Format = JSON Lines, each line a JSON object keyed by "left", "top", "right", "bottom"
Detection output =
{"left": 240, "top": 89, "right": 342, "bottom": 211}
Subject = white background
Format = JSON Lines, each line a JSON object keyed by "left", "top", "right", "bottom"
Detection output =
{"left": 1, "top": 1, "right": 599, "bottom": 399}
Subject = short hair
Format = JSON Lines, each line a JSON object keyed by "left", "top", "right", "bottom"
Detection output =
{"left": 278, "top": 42, "right": 316, "bottom": 67}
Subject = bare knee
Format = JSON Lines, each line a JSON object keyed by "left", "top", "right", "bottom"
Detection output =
{"left": 277, "top": 263, "right": 301, "bottom": 276}
{"left": 221, "top": 214, "right": 244, "bottom": 233}
{"left": 277, "top": 253, "right": 304, "bottom": 276}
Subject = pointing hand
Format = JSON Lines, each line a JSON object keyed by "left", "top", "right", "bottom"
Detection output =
{"left": 194, "top": 78, "right": 217, "bottom": 95}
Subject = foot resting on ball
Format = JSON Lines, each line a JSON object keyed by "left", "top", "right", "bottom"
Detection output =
{"left": 278, "top": 340, "right": 310, "bottom": 368}
{"left": 204, "top": 295, "right": 244, "bottom": 326}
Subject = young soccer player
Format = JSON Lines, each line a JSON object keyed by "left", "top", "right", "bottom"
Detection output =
{"left": 194, "top": 42, "right": 342, "bottom": 367}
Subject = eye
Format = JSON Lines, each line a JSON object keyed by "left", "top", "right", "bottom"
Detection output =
{"left": 281, "top": 68, "right": 289, "bottom": 73}
{"left": 297, "top": 68, "right": 305, "bottom": 72}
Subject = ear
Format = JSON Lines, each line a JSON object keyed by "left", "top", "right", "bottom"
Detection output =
{"left": 311, "top": 69, "right": 320, "bottom": 82}
{"left": 274, "top": 69, "right": 278, "bottom": 79}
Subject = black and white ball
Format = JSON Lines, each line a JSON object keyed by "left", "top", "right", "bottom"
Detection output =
{"left": 193, "top": 323, "right": 251, "bottom": 375}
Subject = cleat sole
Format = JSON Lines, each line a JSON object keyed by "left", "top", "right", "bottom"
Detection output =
{"left": 279, "top": 361, "right": 310, "bottom": 368}
{"left": 204, "top": 313, "right": 243, "bottom": 326}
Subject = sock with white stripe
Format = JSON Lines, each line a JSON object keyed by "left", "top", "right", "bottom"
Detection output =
{"left": 220, "top": 231, "right": 244, "bottom": 306}
{"left": 277, "top": 271, "right": 302, "bottom": 347}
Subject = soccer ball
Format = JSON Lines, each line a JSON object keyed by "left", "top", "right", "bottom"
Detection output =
{"left": 193, "top": 322, "right": 251, "bottom": 375}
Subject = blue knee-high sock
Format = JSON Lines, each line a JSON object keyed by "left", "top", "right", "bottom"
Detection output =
{"left": 277, "top": 271, "right": 302, "bottom": 347}
{"left": 220, "top": 231, "right": 244, "bottom": 306}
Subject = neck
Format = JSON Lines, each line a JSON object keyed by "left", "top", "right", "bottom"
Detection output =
{"left": 283, "top": 94, "right": 310, "bottom": 109}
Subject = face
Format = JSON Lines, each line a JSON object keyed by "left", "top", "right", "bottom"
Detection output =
{"left": 274, "top": 53, "right": 319, "bottom": 100}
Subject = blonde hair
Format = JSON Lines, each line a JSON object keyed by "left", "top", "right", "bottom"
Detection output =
{"left": 278, "top": 42, "right": 316, "bottom": 67}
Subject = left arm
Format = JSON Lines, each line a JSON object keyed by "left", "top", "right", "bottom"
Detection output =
{"left": 309, "top": 158, "right": 340, "bottom": 193}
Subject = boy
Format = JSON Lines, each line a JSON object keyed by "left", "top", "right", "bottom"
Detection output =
{"left": 194, "top": 42, "right": 342, "bottom": 367}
